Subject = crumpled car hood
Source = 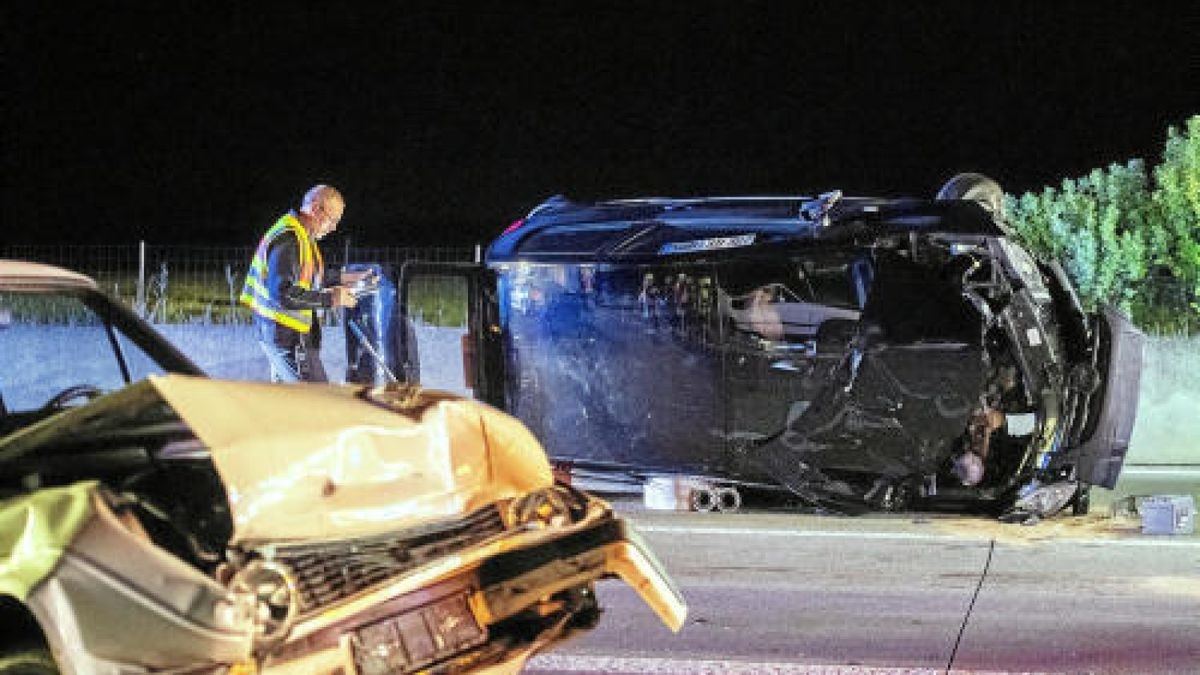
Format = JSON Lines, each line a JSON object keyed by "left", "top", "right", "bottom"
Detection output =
{"left": 139, "top": 375, "right": 553, "bottom": 544}
{"left": 143, "top": 375, "right": 554, "bottom": 544}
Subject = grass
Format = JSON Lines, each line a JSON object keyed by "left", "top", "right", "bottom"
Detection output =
{"left": 85, "top": 269, "right": 470, "bottom": 327}
{"left": 405, "top": 275, "right": 469, "bottom": 328}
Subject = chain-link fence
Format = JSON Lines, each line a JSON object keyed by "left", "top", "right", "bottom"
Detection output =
{"left": 4, "top": 242, "right": 1195, "bottom": 333}
{"left": 1132, "top": 274, "right": 1198, "bottom": 336}
{"left": 2, "top": 242, "right": 477, "bottom": 324}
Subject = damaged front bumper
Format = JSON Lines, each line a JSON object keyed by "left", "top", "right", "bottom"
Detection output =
{"left": 261, "top": 495, "right": 685, "bottom": 674}
{"left": 7, "top": 482, "right": 684, "bottom": 675}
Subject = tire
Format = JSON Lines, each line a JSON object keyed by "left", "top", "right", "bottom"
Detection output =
{"left": 0, "top": 647, "right": 58, "bottom": 675}
{"left": 563, "top": 585, "right": 601, "bottom": 631}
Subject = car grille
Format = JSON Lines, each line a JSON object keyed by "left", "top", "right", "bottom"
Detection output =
{"left": 267, "top": 505, "right": 507, "bottom": 613}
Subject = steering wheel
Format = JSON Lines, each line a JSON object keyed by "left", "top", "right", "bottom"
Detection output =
{"left": 40, "top": 384, "right": 104, "bottom": 412}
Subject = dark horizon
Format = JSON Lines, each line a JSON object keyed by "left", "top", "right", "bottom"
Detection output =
{"left": 5, "top": 2, "right": 1197, "bottom": 248}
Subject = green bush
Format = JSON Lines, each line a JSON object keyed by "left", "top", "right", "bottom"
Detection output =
{"left": 1153, "top": 116, "right": 1200, "bottom": 298}
{"left": 1005, "top": 114, "right": 1200, "bottom": 332}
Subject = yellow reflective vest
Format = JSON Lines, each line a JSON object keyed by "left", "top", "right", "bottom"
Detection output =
{"left": 240, "top": 213, "right": 325, "bottom": 333}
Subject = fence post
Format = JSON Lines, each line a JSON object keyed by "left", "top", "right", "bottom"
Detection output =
{"left": 137, "top": 240, "right": 146, "bottom": 317}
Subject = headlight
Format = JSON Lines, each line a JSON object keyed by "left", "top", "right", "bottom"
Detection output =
{"left": 1012, "top": 480, "right": 1079, "bottom": 519}
{"left": 506, "top": 486, "right": 589, "bottom": 529}
{"left": 212, "top": 593, "right": 259, "bottom": 633}
{"left": 227, "top": 560, "right": 300, "bottom": 647}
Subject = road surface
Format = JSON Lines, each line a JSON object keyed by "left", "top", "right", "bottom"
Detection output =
{"left": 527, "top": 473, "right": 1200, "bottom": 674}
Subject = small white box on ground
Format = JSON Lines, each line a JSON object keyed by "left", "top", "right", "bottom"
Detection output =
{"left": 643, "top": 476, "right": 703, "bottom": 511}
{"left": 1139, "top": 495, "right": 1196, "bottom": 535}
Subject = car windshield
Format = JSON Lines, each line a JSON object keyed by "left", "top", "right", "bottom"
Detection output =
{"left": 0, "top": 288, "right": 188, "bottom": 416}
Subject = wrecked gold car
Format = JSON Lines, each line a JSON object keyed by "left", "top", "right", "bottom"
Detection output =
{"left": 0, "top": 260, "right": 685, "bottom": 674}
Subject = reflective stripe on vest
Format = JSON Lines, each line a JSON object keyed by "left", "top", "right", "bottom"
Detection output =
{"left": 239, "top": 213, "right": 325, "bottom": 333}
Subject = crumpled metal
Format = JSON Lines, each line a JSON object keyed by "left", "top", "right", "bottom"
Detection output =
{"left": 148, "top": 375, "right": 553, "bottom": 544}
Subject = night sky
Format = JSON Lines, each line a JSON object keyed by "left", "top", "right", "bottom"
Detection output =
{"left": 5, "top": 2, "right": 1197, "bottom": 247}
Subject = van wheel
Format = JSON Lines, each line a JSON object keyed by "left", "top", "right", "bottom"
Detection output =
{"left": 0, "top": 647, "right": 58, "bottom": 675}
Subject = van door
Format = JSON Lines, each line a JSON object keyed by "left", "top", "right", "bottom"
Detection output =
{"left": 358, "top": 262, "right": 503, "bottom": 407}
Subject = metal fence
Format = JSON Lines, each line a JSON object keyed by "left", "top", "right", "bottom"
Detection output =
{"left": 2, "top": 242, "right": 477, "bottom": 324}
{"left": 4, "top": 242, "right": 1195, "bottom": 332}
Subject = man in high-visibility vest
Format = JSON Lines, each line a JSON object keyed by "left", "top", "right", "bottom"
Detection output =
{"left": 241, "top": 184, "right": 363, "bottom": 382}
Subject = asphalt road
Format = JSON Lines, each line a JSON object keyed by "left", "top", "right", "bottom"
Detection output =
{"left": 526, "top": 476, "right": 1200, "bottom": 675}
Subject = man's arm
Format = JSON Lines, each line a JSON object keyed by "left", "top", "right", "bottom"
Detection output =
{"left": 325, "top": 267, "right": 374, "bottom": 288}
{"left": 268, "top": 239, "right": 357, "bottom": 309}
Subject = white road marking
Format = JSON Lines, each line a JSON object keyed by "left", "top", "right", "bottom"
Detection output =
{"left": 636, "top": 524, "right": 964, "bottom": 542}
{"left": 635, "top": 524, "right": 1200, "bottom": 548}
{"left": 1122, "top": 466, "right": 1200, "bottom": 476}
{"left": 525, "top": 653, "right": 1052, "bottom": 674}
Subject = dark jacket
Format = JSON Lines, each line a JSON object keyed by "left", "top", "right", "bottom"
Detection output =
{"left": 255, "top": 232, "right": 340, "bottom": 349}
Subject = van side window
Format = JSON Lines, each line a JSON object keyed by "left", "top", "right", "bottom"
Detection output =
{"left": 719, "top": 259, "right": 863, "bottom": 345}
{"left": 801, "top": 260, "right": 862, "bottom": 310}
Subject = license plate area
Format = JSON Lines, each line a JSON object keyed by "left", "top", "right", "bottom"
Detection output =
{"left": 350, "top": 593, "right": 487, "bottom": 674}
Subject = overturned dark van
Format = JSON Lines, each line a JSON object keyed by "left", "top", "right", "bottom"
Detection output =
{"left": 350, "top": 175, "right": 1144, "bottom": 520}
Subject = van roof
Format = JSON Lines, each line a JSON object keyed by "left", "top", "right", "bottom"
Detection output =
{"left": 486, "top": 195, "right": 1005, "bottom": 263}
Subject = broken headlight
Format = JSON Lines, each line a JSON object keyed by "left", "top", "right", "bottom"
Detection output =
{"left": 506, "top": 486, "right": 590, "bottom": 530}
{"left": 227, "top": 559, "right": 300, "bottom": 648}
{"left": 1010, "top": 480, "right": 1079, "bottom": 520}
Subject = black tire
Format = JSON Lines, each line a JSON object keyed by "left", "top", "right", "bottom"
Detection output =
{"left": 935, "top": 173, "right": 1005, "bottom": 215}
{"left": 563, "top": 585, "right": 602, "bottom": 631}
{"left": 0, "top": 647, "right": 58, "bottom": 675}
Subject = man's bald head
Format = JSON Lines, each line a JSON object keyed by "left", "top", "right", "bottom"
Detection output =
{"left": 298, "top": 184, "right": 345, "bottom": 239}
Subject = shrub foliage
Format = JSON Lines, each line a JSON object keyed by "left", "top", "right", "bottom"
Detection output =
{"left": 1005, "top": 115, "right": 1200, "bottom": 332}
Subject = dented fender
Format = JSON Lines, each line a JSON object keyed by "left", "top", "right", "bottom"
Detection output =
{"left": 4, "top": 482, "right": 257, "bottom": 672}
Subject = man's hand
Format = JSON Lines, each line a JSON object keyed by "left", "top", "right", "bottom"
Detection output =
{"left": 340, "top": 268, "right": 375, "bottom": 285}
{"left": 328, "top": 285, "right": 359, "bottom": 309}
